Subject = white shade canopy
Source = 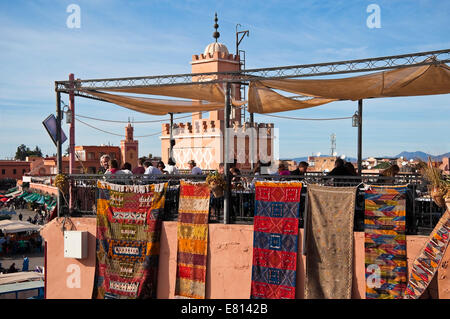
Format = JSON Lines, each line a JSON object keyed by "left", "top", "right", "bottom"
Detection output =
{"left": 0, "top": 220, "right": 42, "bottom": 234}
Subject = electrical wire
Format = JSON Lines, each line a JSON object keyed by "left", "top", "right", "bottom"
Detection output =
{"left": 257, "top": 113, "right": 353, "bottom": 121}
{"left": 75, "top": 118, "right": 162, "bottom": 138}
{"left": 75, "top": 112, "right": 203, "bottom": 124}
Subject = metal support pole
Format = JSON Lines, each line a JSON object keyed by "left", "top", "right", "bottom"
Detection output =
{"left": 223, "top": 83, "right": 232, "bottom": 224}
{"left": 55, "top": 90, "right": 62, "bottom": 217}
{"left": 68, "top": 74, "right": 75, "bottom": 212}
{"left": 169, "top": 112, "right": 174, "bottom": 161}
{"left": 250, "top": 112, "right": 254, "bottom": 170}
{"left": 357, "top": 99, "right": 363, "bottom": 175}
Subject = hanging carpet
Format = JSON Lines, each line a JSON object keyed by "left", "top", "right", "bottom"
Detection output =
{"left": 304, "top": 184, "right": 357, "bottom": 299}
{"left": 404, "top": 209, "right": 450, "bottom": 299}
{"left": 93, "top": 181, "right": 167, "bottom": 299}
{"left": 364, "top": 185, "right": 408, "bottom": 299}
{"left": 251, "top": 181, "right": 302, "bottom": 299}
{"left": 174, "top": 180, "right": 211, "bottom": 299}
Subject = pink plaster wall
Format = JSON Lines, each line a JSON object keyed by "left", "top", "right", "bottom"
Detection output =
{"left": 41, "top": 218, "right": 449, "bottom": 299}
{"left": 40, "top": 217, "right": 97, "bottom": 299}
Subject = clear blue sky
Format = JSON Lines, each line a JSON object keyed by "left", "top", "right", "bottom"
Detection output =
{"left": 1, "top": 0, "right": 449, "bottom": 160}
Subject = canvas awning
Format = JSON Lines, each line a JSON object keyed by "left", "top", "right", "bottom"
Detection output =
{"left": 82, "top": 90, "right": 227, "bottom": 115}
{"left": 248, "top": 81, "right": 337, "bottom": 113}
{"left": 80, "top": 82, "right": 246, "bottom": 115}
{"left": 247, "top": 61, "right": 450, "bottom": 113}
{"left": 0, "top": 220, "right": 41, "bottom": 234}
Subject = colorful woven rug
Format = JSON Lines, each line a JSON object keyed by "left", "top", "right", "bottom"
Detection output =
{"left": 251, "top": 181, "right": 302, "bottom": 299}
{"left": 304, "top": 185, "right": 357, "bottom": 299}
{"left": 404, "top": 209, "right": 450, "bottom": 299}
{"left": 364, "top": 185, "right": 408, "bottom": 299}
{"left": 93, "top": 181, "right": 167, "bottom": 299}
{"left": 174, "top": 180, "right": 211, "bottom": 299}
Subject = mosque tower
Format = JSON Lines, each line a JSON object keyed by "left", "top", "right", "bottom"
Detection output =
{"left": 120, "top": 121, "right": 138, "bottom": 169}
{"left": 160, "top": 13, "right": 273, "bottom": 170}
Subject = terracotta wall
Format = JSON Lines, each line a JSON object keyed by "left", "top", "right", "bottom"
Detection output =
{"left": 41, "top": 217, "right": 450, "bottom": 299}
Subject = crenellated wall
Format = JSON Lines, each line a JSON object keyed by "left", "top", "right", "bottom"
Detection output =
{"left": 160, "top": 120, "right": 275, "bottom": 170}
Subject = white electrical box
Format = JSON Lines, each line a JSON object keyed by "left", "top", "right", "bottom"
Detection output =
{"left": 64, "top": 231, "right": 88, "bottom": 259}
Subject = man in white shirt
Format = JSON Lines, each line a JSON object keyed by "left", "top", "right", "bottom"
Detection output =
{"left": 164, "top": 158, "right": 179, "bottom": 175}
{"left": 188, "top": 160, "right": 202, "bottom": 175}
{"left": 144, "top": 161, "right": 162, "bottom": 175}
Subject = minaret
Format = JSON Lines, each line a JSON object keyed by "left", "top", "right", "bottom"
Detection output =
{"left": 191, "top": 13, "right": 241, "bottom": 122}
{"left": 120, "top": 121, "right": 139, "bottom": 169}
{"left": 160, "top": 13, "right": 273, "bottom": 171}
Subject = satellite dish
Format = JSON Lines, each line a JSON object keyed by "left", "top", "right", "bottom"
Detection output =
{"left": 332, "top": 151, "right": 337, "bottom": 156}
{"left": 317, "top": 152, "right": 321, "bottom": 156}
{"left": 402, "top": 161, "right": 407, "bottom": 166}
{"left": 341, "top": 154, "right": 346, "bottom": 159}
{"left": 410, "top": 159, "right": 414, "bottom": 162}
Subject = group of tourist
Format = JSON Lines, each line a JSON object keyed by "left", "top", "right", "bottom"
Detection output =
{"left": 96, "top": 154, "right": 401, "bottom": 183}
{"left": 97, "top": 155, "right": 204, "bottom": 177}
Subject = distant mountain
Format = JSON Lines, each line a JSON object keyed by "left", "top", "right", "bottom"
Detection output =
{"left": 291, "top": 155, "right": 357, "bottom": 163}
{"left": 394, "top": 151, "right": 450, "bottom": 161}
{"left": 288, "top": 151, "right": 450, "bottom": 163}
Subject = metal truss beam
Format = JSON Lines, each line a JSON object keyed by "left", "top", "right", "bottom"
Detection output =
{"left": 55, "top": 49, "right": 450, "bottom": 92}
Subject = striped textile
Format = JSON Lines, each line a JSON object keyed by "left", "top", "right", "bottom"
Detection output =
{"left": 364, "top": 185, "right": 408, "bottom": 299}
{"left": 404, "top": 210, "right": 450, "bottom": 299}
{"left": 93, "top": 181, "right": 167, "bottom": 299}
{"left": 251, "top": 181, "right": 302, "bottom": 299}
{"left": 174, "top": 180, "right": 211, "bottom": 299}
{"left": 305, "top": 185, "right": 357, "bottom": 299}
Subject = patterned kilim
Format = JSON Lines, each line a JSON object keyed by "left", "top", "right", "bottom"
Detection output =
{"left": 305, "top": 185, "right": 357, "bottom": 299}
{"left": 93, "top": 181, "right": 167, "bottom": 299}
{"left": 364, "top": 185, "right": 408, "bottom": 299}
{"left": 174, "top": 180, "right": 211, "bottom": 299}
{"left": 404, "top": 210, "right": 450, "bottom": 299}
{"left": 251, "top": 181, "right": 302, "bottom": 299}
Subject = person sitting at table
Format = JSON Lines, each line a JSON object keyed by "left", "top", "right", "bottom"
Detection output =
{"left": 377, "top": 164, "right": 400, "bottom": 184}
{"left": 188, "top": 160, "right": 203, "bottom": 175}
{"left": 8, "top": 263, "right": 18, "bottom": 273}
{"left": 278, "top": 163, "right": 291, "bottom": 175}
{"left": 230, "top": 167, "right": 241, "bottom": 185}
{"left": 291, "top": 161, "right": 309, "bottom": 176}
{"left": 104, "top": 159, "right": 120, "bottom": 175}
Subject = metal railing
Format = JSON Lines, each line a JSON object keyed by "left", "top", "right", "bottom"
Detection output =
{"left": 64, "top": 173, "right": 446, "bottom": 235}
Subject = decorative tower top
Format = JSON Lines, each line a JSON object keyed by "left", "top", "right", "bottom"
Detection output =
{"left": 213, "top": 12, "right": 220, "bottom": 42}
{"left": 125, "top": 122, "right": 134, "bottom": 142}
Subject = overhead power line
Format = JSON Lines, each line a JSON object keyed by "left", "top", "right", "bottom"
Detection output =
{"left": 75, "top": 118, "right": 162, "bottom": 138}
{"left": 75, "top": 112, "right": 200, "bottom": 124}
{"left": 257, "top": 113, "right": 353, "bottom": 121}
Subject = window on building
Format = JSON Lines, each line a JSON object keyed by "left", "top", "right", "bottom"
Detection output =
{"left": 129, "top": 152, "right": 133, "bottom": 159}
{"left": 89, "top": 167, "right": 96, "bottom": 174}
{"left": 110, "top": 153, "right": 116, "bottom": 159}
{"left": 13, "top": 169, "right": 17, "bottom": 175}
{"left": 87, "top": 152, "right": 95, "bottom": 160}
{"left": 1, "top": 169, "right": 5, "bottom": 175}
{"left": 23, "top": 169, "right": 26, "bottom": 174}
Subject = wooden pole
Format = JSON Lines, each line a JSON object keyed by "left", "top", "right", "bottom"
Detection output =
{"left": 55, "top": 90, "right": 62, "bottom": 217}
{"left": 68, "top": 74, "right": 75, "bottom": 212}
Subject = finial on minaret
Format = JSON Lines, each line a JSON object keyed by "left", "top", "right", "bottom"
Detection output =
{"left": 213, "top": 12, "right": 220, "bottom": 42}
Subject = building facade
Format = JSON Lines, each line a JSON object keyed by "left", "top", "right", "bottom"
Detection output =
{"left": 0, "top": 160, "right": 31, "bottom": 180}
